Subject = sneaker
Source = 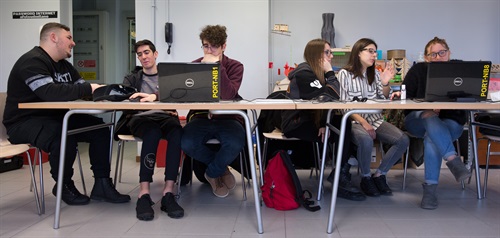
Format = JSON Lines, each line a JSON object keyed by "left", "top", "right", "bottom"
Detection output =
{"left": 337, "top": 186, "right": 366, "bottom": 201}
{"left": 52, "top": 180, "right": 90, "bottom": 205}
{"left": 360, "top": 176, "right": 380, "bottom": 197}
{"left": 136, "top": 194, "right": 154, "bottom": 221}
{"left": 372, "top": 175, "right": 392, "bottom": 195}
{"left": 327, "top": 170, "right": 362, "bottom": 194}
{"left": 204, "top": 173, "right": 229, "bottom": 198}
{"left": 221, "top": 167, "right": 236, "bottom": 190}
{"left": 446, "top": 156, "right": 472, "bottom": 182}
{"left": 160, "top": 192, "right": 184, "bottom": 219}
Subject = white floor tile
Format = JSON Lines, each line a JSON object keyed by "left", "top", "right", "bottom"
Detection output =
{"left": 1, "top": 142, "right": 499, "bottom": 238}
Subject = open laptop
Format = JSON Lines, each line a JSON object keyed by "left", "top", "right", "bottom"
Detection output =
{"left": 424, "top": 61, "right": 491, "bottom": 102}
{"left": 158, "top": 62, "right": 220, "bottom": 102}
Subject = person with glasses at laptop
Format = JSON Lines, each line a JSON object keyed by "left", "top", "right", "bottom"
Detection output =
{"left": 337, "top": 38, "right": 409, "bottom": 197}
{"left": 281, "top": 38, "right": 366, "bottom": 201}
{"left": 181, "top": 25, "right": 245, "bottom": 198}
{"left": 117, "top": 39, "right": 184, "bottom": 220}
{"left": 402, "top": 37, "right": 470, "bottom": 210}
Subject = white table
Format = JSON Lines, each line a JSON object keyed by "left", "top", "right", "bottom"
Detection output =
{"left": 19, "top": 99, "right": 297, "bottom": 233}
{"left": 295, "top": 99, "right": 500, "bottom": 234}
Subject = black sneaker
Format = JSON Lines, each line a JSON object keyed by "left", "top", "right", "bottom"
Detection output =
{"left": 372, "top": 175, "right": 392, "bottom": 195}
{"left": 360, "top": 176, "right": 380, "bottom": 197}
{"left": 52, "top": 180, "right": 90, "bottom": 205}
{"left": 136, "top": 194, "right": 154, "bottom": 221}
{"left": 160, "top": 192, "right": 184, "bottom": 219}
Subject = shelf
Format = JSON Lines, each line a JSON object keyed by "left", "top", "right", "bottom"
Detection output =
{"left": 271, "top": 30, "right": 291, "bottom": 36}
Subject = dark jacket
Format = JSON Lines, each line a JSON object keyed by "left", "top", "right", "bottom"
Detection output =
{"left": 281, "top": 62, "right": 340, "bottom": 134}
{"left": 403, "top": 62, "right": 466, "bottom": 125}
{"left": 3, "top": 46, "right": 92, "bottom": 128}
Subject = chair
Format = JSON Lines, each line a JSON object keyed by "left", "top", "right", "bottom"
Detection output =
{"left": 0, "top": 92, "right": 42, "bottom": 214}
{"left": 1, "top": 93, "right": 87, "bottom": 215}
{"left": 261, "top": 128, "right": 321, "bottom": 182}
{"left": 113, "top": 134, "right": 142, "bottom": 185}
{"left": 479, "top": 134, "right": 500, "bottom": 197}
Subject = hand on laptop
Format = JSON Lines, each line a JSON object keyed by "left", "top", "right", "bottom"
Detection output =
{"left": 130, "top": 92, "right": 156, "bottom": 102}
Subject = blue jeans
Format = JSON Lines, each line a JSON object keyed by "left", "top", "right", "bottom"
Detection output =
{"left": 404, "top": 111, "right": 464, "bottom": 184}
{"left": 352, "top": 121, "right": 409, "bottom": 176}
{"left": 181, "top": 118, "right": 245, "bottom": 178}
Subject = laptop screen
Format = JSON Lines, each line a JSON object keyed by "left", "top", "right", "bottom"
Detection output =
{"left": 424, "top": 61, "right": 491, "bottom": 102}
{"left": 158, "top": 62, "right": 220, "bottom": 102}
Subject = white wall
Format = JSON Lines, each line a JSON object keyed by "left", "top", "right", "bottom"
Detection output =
{"left": 2, "top": 0, "right": 499, "bottom": 97}
{"left": 135, "top": 0, "right": 270, "bottom": 100}
{"left": 270, "top": 0, "right": 500, "bottom": 91}
{"left": 0, "top": 0, "right": 68, "bottom": 92}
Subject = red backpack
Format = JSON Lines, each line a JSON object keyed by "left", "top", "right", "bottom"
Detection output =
{"left": 261, "top": 150, "right": 320, "bottom": 211}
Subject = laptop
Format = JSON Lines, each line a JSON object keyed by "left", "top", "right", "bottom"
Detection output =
{"left": 158, "top": 62, "right": 220, "bottom": 102}
{"left": 424, "top": 61, "right": 491, "bottom": 102}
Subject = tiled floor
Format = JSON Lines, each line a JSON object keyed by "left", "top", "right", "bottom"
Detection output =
{"left": 0, "top": 143, "right": 499, "bottom": 238}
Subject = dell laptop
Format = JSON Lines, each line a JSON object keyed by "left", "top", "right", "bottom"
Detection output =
{"left": 158, "top": 62, "right": 220, "bottom": 102}
{"left": 424, "top": 61, "right": 491, "bottom": 102}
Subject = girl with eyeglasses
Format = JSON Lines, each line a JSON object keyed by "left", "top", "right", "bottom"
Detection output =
{"left": 282, "top": 38, "right": 366, "bottom": 201}
{"left": 402, "top": 37, "right": 470, "bottom": 210}
{"left": 338, "top": 38, "right": 409, "bottom": 197}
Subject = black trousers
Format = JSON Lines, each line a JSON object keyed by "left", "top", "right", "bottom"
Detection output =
{"left": 7, "top": 114, "right": 111, "bottom": 182}
{"left": 128, "top": 114, "right": 182, "bottom": 182}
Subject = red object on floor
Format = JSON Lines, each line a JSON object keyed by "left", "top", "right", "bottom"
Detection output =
{"left": 21, "top": 148, "right": 49, "bottom": 165}
{"left": 156, "top": 139, "right": 167, "bottom": 167}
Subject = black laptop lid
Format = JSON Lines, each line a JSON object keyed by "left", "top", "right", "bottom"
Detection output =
{"left": 425, "top": 61, "right": 491, "bottom": 102}
{"left": 158, "top": 62, "right": 220, "bottom": 102}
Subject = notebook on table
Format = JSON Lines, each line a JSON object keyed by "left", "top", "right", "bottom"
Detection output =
{"left": 424, "top": 61, "right": 491, "bottom": 102}
{"left": 158, "top": 62, "right": 220, "bottom": 102}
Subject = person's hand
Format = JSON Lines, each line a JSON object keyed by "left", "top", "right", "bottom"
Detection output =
{"left": 201, "top": 53, "right": 221, "bottom": 63}
{"left": 323, "top": 58, "right": 333, "bottom": 72}
{"left": 90, "top": 83, "right": 104, "bottom": 93}
{"left": 130, "top": 92, "right": 156, "bottom": 102}
{"left": 361, "top": 121, "right": 376, "bottom": 139}
{"left": 380, "top": 61, "right": 395, "bottom": 86}
{"left": 390, "top": 92, "right": 401, "bottom": 100}
{"left": 318, "top": 127, "right": 329, "bottom": 143}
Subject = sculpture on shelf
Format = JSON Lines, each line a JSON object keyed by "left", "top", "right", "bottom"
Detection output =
{"left": 321, "top": 13, "right": 336, "bottom": 48}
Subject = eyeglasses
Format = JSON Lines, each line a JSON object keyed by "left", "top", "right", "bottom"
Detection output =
{"left": 201, "top": 44, "right": 220, "bottom": 52}
{"left": 362, "top": 48, "right": 377, "bottom": 54}
{"left": 324, "top": 50, "right": 332, "bottom": 56}
{"left": 426, "top": 49, "right": 448, "bottom": 58}
{"left": 352, "top": 96, "right": 368, "bottom": 102}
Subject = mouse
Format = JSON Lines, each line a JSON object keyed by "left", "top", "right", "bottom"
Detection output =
{"left": 129, "top": 96, "right": 143, "bottom": 102}
{"left": 315, "top": 94, "right": 335, "bottom": 102}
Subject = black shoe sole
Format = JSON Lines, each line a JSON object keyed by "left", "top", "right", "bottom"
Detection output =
{"left": 137, "top": 213, "right": 154, "bottom": 221}
{"left": 161, "top": 207, "right": 184, "bottom": 219}
{"left": 90, "top": 195, "right": 131, "bottom": 203}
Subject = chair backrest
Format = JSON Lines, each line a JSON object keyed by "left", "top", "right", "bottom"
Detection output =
{"left": 0, "top": 92, "right": 10, "bottom": 145}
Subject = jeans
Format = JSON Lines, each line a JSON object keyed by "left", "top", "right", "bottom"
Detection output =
{"left": 181, "top": 118, "right": 245, "bottom": 178}
{"left": 352, "top": 121, "right": 409, "bottom": 176}
{"left": 404, "top": 111, "right": 464, "bottom": 184}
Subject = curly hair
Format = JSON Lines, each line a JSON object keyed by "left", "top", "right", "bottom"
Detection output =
{"left": 199, "top": 25, "right": 227, "bottom": 47}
